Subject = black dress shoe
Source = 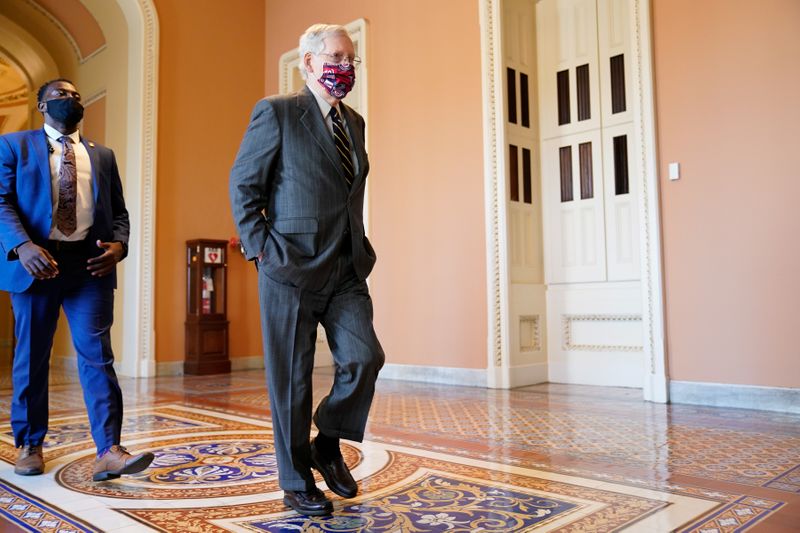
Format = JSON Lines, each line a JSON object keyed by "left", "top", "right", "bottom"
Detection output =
{"left": 310, "top": 439, "right": 358, "bottom": 498}
{"left": 283, "top": 487, "right": 333, "bottom": 516}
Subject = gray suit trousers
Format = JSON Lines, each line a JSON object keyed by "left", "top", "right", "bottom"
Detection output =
{"left": 258, "top": 244, "right": 385, "bottom": 491}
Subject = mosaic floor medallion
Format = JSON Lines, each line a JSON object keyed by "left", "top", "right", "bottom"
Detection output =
{"left": 241, "top": 471, "right": 584, "bottom": 532}
{"left": 123, "top": 442, "right": 719, "bottom": 532}
{"left": 0, "top": 400, "right": 793, "bottom": 532}
{"left": 0, "top": 480, "right": 101, "bottom": 533}
{"left": 57, "top": 433, "right": 362, "bottom": 500}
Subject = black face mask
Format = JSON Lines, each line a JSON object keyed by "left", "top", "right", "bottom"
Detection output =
{"left": 45, "top": 98, "right": 84, "bottom": 126}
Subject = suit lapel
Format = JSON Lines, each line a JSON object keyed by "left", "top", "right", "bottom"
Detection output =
{"left": 82, "top": 138, "right": 101, "bottom": 203}
{"left": 297, "top": 86, "right": 347, "bottom": 184}
{"left": 31, "top": 130, "right": 52, "bottom": 214}
{"left": 340, "top": 104, "right": 367, "bottom": 191}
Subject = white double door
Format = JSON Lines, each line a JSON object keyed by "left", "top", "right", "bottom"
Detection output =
{"left": 538, "top": 0, "right": 644, "bottom": 387}
{"left": 501, "top": 0, "right": 645, "bottom": 387}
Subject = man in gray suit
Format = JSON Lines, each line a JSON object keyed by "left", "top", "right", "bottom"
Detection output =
{"left": 229, "top": 24, "right": 384, "bottom": 516}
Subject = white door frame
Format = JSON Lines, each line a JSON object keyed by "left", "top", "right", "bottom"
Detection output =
{"left": 113, "top": 0, "right": 159, "bottom": 378}
{"left": 479, "top": 0, "right": 668, "bottom": 401}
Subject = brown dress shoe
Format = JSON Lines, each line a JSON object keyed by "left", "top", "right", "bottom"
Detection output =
{"left": 14, "top": 445, "right": 44, "bottom": 476}
{"left": 92, "top": 445, "right": 154, "bottom": 482}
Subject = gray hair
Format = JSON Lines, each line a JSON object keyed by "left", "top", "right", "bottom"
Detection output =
{"left": 298, "top": 23, "right": 350, "bottom": 80}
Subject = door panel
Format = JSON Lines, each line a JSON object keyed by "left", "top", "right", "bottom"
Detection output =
{"left": 534, "top": 0, "right": 643, "bottom": 387}
{"left": 542, "top": 131, "right": 606, "bottom": 284}
{"left": 602, "top": 123, "right": 640, "bottom": 281}
{"left": 537, "top": 0, "right": 601, "bottom": 139}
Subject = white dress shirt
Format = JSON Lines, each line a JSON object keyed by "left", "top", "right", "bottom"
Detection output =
{"left": 309, "top": 86, "right": 359, "bottom": 174}
{"left": 44, "top": 123, "right": 94, "bottom": 241}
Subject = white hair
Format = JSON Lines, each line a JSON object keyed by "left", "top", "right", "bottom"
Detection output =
{"left": 298, "top": 23, "right": 350, "bottom": 80}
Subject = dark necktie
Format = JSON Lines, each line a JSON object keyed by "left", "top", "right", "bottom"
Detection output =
{"left": 329, "top": 107, "right": 354, "bottom": 187}
{"left": 55, "top": 136, "right": 77, "bottom": 236}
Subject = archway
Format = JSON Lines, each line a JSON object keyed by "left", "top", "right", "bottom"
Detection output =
{"left": 0, "top": 0, "right": 158, "bottom": 377}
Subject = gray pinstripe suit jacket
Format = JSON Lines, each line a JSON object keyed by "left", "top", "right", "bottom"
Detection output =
{"left": 230, "top": 85, "right": 376, "bottom": 291}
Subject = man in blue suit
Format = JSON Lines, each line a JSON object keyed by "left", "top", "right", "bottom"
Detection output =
{"left": 0, "top": 79, "right": 153, "bottom": 481}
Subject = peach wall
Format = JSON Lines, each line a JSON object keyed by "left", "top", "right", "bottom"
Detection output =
{"left": 264, "top": 1, "right": 488, "bottom": 369}
{"left": 653, "top": 0, "right": 800, "bottom": 388}
{"left": 82, "top": 95, "right": 106, "bottom": 144}
{"left": 153, "top": 0, "right": 265, "bottom": 362}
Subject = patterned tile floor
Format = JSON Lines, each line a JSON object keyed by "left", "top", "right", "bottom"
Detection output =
{"left": 0, "top": 366, "right": 797, "bottom": 532}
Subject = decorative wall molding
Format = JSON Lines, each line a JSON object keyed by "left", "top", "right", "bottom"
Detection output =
{"left": 82, "top": 89, "right": 106, "bottom": 107}
{"left": 22, "top": 0, "right": 107, "bottom": 64}
{"left": 671, "top": 381, "right": 800, "bottom": 414}
{"left": 631, "top": 0, "right": 668, "bottom": 402}
{"left": 480, "top": 0, "right": 510, "bottom": 383}
{"left": 519, "top": 315, "right": 541, "bottom": 352}
{"left": 379, "top": 363, "right": 486, "bottom": 388}
{"left": 0, "top": 87, "right": 27, "bottom": 105}
{"left": 562, "top": 314, "right": 643, "bottom": 352}
{"left": 113, "top": 0, "right": 158, "bottom": 377}
{"left": 136, "top": 0, "right": 158, "bottom": 378}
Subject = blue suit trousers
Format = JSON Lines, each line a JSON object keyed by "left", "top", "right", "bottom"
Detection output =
{"left": 10, "top": 248, "right": 122, "bottom": 451}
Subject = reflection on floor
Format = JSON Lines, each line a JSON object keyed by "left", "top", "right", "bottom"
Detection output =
{"left": 0, "top": 368, "right": 798, "bottom": 532}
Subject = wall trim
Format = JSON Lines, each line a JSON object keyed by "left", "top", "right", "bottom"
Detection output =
{"left": 509, "top": 362, "right": 548, "bottom": 388}
{"left": 231, "top": 356, "right": 265, "bottom": 372}
{"left": 114, "top": 0, "right": 158, "bottom": 378}
{"left": 631, "top": 0, "right": 669, "bottom": 403}
{"left": 379, "top": 364, "right": 486, "bottom": 388}
{"left": 156, "top": 361, "right": 182, "bottom": 377}
{"left": 562, "top": 314, "right": 643, "bottom": 352}
{"left": 670, "top": 381, "right": 800, "bottom": 414}
{"left": 479, "top": 0, "right": 511, "bottom": 389}
{"left": 50, "top": 355, "right": 78, "bottom": 372}
{"left": 22, "top": 0, "right": 107, "bottom": 64}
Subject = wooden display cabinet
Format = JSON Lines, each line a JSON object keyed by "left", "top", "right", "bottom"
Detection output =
{"left": 185, "top": 239, "right": 230, "bottom": 375}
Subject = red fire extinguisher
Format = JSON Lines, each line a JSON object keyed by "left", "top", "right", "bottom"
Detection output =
{"left": 201, "top": 272, "right": 213, "bottom": 314}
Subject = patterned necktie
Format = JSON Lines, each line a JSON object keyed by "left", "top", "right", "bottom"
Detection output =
{"left": 55, "top": 136, "right": 78, "bottom": 236}
{"left": 329, "top": 107, "right": 354, "bottom": 187}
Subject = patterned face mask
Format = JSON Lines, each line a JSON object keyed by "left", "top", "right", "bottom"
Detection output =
{"left": 317, "top": 62, "right": 356, "bottom": 99}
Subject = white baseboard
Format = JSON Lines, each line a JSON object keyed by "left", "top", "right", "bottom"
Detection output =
{"left": 670, "top": 380, "right": 800, "bottom": 414}
{"left": 231, "top": 356, "right": 264, "bottom": 371}
{"left": 509, "top": 362, "right": 548, "bottom": 388}
{"left": 51, "top": 356, "right": 77, "bottom": 372}
{"left": 156, "top": 361, "right": 183, "bottom": 376}
{"left": 156, "top": 357, "right": 265, "bottom": 376}
{"left": 378, "top": 363, "right": 486, "bottom": 388}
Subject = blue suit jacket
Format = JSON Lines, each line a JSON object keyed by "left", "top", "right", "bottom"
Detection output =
{"left": 0, "top": 129, "right": 129, "bottom": 293}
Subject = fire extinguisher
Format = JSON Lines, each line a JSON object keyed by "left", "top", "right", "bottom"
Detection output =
{"left": 201, "top": 271, "right": 214, "bottom": 314}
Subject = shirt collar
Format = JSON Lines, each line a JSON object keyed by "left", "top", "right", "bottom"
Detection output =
{"left": 44, "top": 123, "right": 80, "bottom": 145}
{"left": 308, "top": 83, "right": 341, "bottom": 119}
